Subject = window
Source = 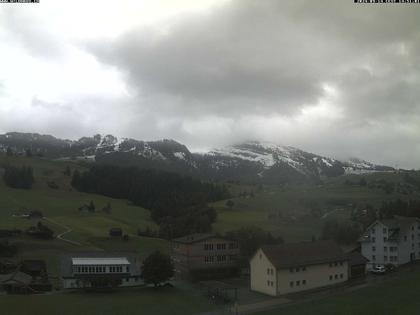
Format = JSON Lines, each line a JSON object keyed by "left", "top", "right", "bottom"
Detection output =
{"left": 384, "top": 256, "right": 388, "bottom": 261}
{"left": 229, "top": 242, "right": 238, "bottom": 249}
{"left": 412, "top": 226, "right": 415, "bottom": 231}
{"left": 383, "top": 228, "right": 387, "bottom": 233}
{"left": 126, "top": 266, "right": 130, "bottom": 272}
{"left": 339, "top": 261, "right": 343, "bottom": 266}
{"left": 302, "top": 266, "right": 306, "bottom": 271}
{"left": 267, "top": 280, "right": 270, "bottom": 286}
{"left": 372, "top": 255, "right": 376, "bottom": 261}
{"left": 334, "top": 262, "right": 338, "bottom": 266}
{"left": 372, "top": 237, "right": 376, "bottom": 242}
{"left": 267, "top": 268, "right": 270, "bottom": 275}
{"left": 329, "top": 275, "right": 332, "bottom": 280}
{"left": 296, "top": 280, "right": 300, "bottom": 286}
{"left": 340, "top": 273, "right": 343, "bottom": 279}
{"left": 372, "top": 228, "right": 375, "bottom": 234}
{"left": 404, "top": 236, "right": 408, "bottom": 241}
{"left": 216, "top": 243, "right": 226, "bottom": 250}
{"left": 384, "top": 246, "right": 388, "bottom": 252}
{"left": 383, "top": 237, "right": 387, "bottom": 242}
{"left": 217, "top": 255, "right": 226, "bottom": 262}
{"left": 290, "top": 281, "right": 294, "bottom": 287}
{"left": 295, "top": 267, "right": 300, "bottom": 272}
{"left": 302, "top": 280, "right": 306, "bottom": 285}
{"left": 334, "top": 274, "right": 338, "bottom": 279}
{"left": 372, "top": 246, "right": 376, "bottom": 252}
{"left": 204, "top": 244, "right": 214, "bottom": 250}
{"left": 289, "top": 268, "right": 294, "bottom": 273}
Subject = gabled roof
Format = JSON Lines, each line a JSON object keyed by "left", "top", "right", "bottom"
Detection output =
{"left": 0, "top": 271, "right": 32, "bottom": 285}
{"left": 260, "top": 240, "right": 346, "bottom": 269}
{"left": 172, "top": 233, "right": 216, "bottom": 244}
{"left": 360, "top": 216, "right": 420, "bottom": 242}
{"left": 346, "top": 251, "right": 369, "bottom": 266}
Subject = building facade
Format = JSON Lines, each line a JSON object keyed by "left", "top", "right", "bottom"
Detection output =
{"left": 250, "top": 240, "right": 348, "bottom": 296}
{"left": 360, "top": 216, "right": 420, "bottom": 270}
{"left": 171, "top": 233, "right": 239, "bottom": 279}
{"left": 60, "top": 252, "right": 142, "bottom": 289}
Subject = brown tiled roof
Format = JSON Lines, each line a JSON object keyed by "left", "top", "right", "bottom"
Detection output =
{"left": 172, "top": 233, "right": 216, "bottom": 244}
{"left": 261, "top": 240, "right": 347, "bottom": 269}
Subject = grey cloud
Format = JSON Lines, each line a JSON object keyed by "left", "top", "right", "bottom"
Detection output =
{"left": 1, "top": 0, "right": 420, "bottom": 168}
{"left": 0, "top": 8, "right": 64, "bottom": 59}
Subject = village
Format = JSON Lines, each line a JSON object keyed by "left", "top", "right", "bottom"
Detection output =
{"left": 1, "top": 212, "right": 419, "bottom": 314}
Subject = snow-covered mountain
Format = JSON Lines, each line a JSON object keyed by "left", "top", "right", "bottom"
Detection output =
{"left": 0, "top": 132, "right": 394, "bottom": 183}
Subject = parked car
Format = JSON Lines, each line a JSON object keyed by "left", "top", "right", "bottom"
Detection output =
{"left": 371, "top": 265, "right": 386, "bottom": 275}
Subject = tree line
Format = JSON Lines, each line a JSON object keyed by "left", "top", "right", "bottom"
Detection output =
{"left": 2, "top": 164, "right": 35, "bottom": 189}
{"left": 71, "top": 165, "right": 230, "bottom": 238}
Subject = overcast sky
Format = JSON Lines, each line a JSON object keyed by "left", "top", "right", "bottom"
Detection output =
{"left": 0, "top": 0, "right": 419, "bottom": 168}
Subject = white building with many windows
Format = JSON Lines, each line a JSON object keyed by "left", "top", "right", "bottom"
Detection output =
{"left": 360, "top": 216, "right": 420, "bottom": 270}
{"left": 61, "top": 252, "right": 142, "bottom": 289}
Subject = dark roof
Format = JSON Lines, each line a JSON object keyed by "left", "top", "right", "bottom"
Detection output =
{"left": 0, "top": 271, "right": 32, "bottom": 285}
{"left": 261, "top": 240, "right": 347, "bottom": 269}
{"left": 21, "top": 260, "right": 46, "bottom": 272}
{"left": 346, "top": 251, "right": 369, "bottom": 266}
{"left": 60, "top": 251, "right": 141, "bottom": 278}
{"left": 172, "top": 233, "right": 216, "bottom": 244}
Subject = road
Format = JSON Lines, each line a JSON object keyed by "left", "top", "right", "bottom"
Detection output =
{"left": 42, "top": 217, "right": 82, "bottom": 246}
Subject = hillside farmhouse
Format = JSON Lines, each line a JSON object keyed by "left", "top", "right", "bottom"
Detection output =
{"left": 250, "top": 240, "right": 348, "bottom": 296}
{"left": 360, "top": 216, "right": 420, "bottom": 270}
{"left": 171, "top": 233, "right": 239, "bottom": 279}
{"left": 60, "top": 252, "right": 142, "bottom": 289}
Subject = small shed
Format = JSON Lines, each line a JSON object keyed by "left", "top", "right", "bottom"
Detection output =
{"left": 109, "top": 228, "right": 123, "bottom": 237}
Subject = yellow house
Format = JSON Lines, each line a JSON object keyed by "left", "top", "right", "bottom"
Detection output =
{"left": 250, "top": 240, "right": 348, "bottom": 296}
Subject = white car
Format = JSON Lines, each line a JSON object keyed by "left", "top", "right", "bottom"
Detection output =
{"left": 371, "top": 265, "right": 386, "bottom": 275}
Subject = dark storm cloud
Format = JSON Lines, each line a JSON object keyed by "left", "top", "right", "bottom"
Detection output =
{"left": 90, "top": 0, "right": 420, "bottom": 119}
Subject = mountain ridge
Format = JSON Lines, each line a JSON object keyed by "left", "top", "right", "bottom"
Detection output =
{"left": 0, "top": 132, "right": 394, "bottom": 183}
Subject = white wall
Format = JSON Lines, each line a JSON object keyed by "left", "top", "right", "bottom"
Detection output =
{"left": 250, "top": 249, "right": 277, "bottom": 296}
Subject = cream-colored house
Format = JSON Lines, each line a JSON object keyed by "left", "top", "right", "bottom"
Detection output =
{"left": 250, "top": 240, "right": 348, "bottom": 296}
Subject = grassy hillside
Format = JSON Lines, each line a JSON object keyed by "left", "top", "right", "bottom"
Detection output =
{"left": 1, "top": 154, "right": 419, "bottom": 270}
{"left": 0, "top": 154, "right": 169, "bottom": 283}
{"left": 213, "top": 172, "right": 420, "bottom": 242}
